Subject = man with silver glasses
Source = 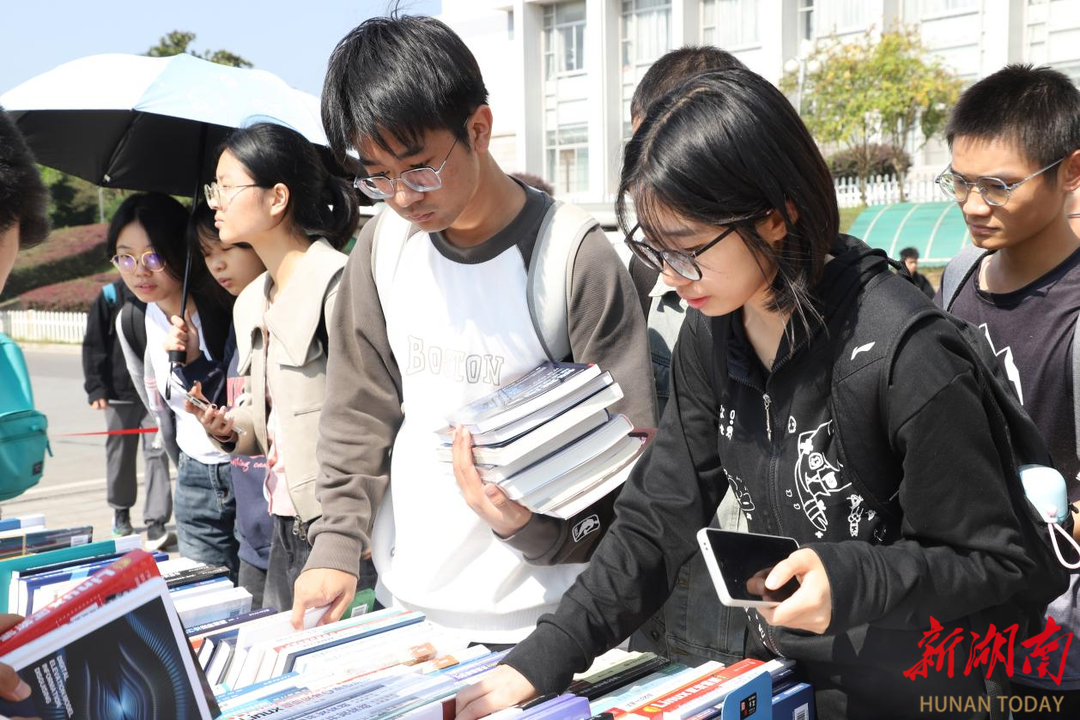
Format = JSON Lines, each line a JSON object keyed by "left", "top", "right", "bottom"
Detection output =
{"left": 291, "top": 15, "right": 654, "bottom": 641}
{"left": 936, "top": 64, "right": 1080, "bottom": 718}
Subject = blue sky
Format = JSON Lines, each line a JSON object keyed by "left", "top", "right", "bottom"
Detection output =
{"left": 0, "top": 0, "right": 442, "bottom": 98}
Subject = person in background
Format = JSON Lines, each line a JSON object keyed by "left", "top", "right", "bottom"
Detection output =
{"left": 109, "top": 192, "right": 238, "bottom": 576}
{"left": 936, "top": 64, "right": 1080, "bottom": 718}
{"left": 0, "top": 104, "right": 50, "bottom": 708}
{"left": 172, "top": 202, "right": 272, "bottom": 608}
{"left": 82, "top": 278, "right": 172, "bottom": 543}
{"left": 183, "top": 122, "right": 360, "bottom": 613}
{"left": 899, "top": 246, "right": 935, "bottom": 298}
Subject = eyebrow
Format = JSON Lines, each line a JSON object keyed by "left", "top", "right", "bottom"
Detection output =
{"left": 357, "top": 141, "right": 428, "bottom": 168}
{"left": 950, "top": 167, "right": 1023, "bottom": 181}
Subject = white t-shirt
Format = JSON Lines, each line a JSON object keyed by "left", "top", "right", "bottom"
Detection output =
{"left": 145, "top": 303, "right": 231, "bottom": 466}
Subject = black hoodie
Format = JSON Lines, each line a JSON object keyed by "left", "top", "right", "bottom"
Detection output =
{"left": 504, "top": 236, "right": 1034, "bottom": 720}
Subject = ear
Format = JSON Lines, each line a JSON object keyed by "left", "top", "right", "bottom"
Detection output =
{"left": 756, "top": 200, "right": 799, "bottom": 245}
{"left": 1061, "top": 149, "right": 1080, "bottom": 194}
{"left": 268, "top": 183, "right": 290, "bottom": 219}
{"left": 466, "top": 105, "right": 493, "bottom": 154}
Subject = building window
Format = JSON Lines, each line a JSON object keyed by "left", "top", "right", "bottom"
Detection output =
{"left": 702, "top": 0, "right": 759, "bottom": 48}
{"left": 543, "top": 2, "right": 587, "bottom": 77}
{"left": 546, "top": 123, "right": 590, "bottom": 195}
{"left": 834, "top": 0, "right": 870, "bottom": 30}
{"left": 621, "top": 0, "right": 672, "bottom": 138}
{"left": 798, "top": 0, "right": 814, "bottom": 42}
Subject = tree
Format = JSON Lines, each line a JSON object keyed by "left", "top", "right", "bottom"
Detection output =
{"left": 783, "top": 26, "right": 961, "bottom": 203}
{"left": 145, "top": 30, "right": 253, "bottom": 68}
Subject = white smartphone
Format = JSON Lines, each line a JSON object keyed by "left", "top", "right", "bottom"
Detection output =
{"left": 697, "top": 528, "right": 801, "bottom": 608}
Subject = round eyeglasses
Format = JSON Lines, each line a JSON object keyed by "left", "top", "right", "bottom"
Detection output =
{"left": 624, "top": 224, "right": 737, "bottom": 282}
{"left": 111, "top": 250, "right": 166, "bottom": 273}
{"left": 935, "top": 158, "right": 1065, "bottom": 207}
{"left": 353, "top": 134, "right": 461, "bottom": 201}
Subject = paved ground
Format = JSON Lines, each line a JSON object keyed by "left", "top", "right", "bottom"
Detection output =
{"left": 2, "top": 343, "right": 178, "bottom": 550}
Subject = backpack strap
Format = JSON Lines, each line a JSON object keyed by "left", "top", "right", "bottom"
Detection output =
{"left": 527, "top": 201, "right": 598, "bottom": 362}
{"left": 940, "top": 243, "right": 986, "bottom": 311}
{"left": 102, "top": 283, "right": 117, "bottom": 307}
{"left": 1074, "top": 312, "right": 1080, "bottom": 466}
{"left": 371, "top": 208, "right": 418, "bottom": 314}
{"left": 120, "top": 300, "right": 147, "bottom": 361}
{"left": 829, "top": 269, "right": 939, "bottom": 519}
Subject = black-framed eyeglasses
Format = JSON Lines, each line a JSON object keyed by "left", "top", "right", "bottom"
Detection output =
{"left": 624, "top": 224, "right": 737, "bottom": 282}
{"left": 204, "top": 182, "right": 259, "bottom": 210}
{"left": 935, "top": 157, "right": 1065, "bottom": 207}
{"left": 353, "top": 133, "right": 462, "bottom": 200}
{"left": 111, "top": 250, "right": 166, "bottom": 273}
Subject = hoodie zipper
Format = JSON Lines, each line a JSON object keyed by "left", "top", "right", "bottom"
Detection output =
{"left": 762, "top": 394, "right": 772, "bottom": 441}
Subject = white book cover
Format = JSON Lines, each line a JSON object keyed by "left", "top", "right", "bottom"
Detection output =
{"left": 175, "top": 586, "right": 253, "bottom": 628}
{"left": 538, "top": 435, "right": 649, "bottom": 519}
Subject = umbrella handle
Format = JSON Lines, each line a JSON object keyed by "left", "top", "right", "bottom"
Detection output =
{"left": 166, "top": 248, "right": 193, "bottom": 398}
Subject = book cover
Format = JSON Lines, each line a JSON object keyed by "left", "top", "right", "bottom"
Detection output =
{"left": 0, "top": 549, "right": 159, "bottom": 655}
{"left": 185, "top": 606, "right": 277, "bottom": 640}
{"left": 0, "top": 575, "right": 217, "bottom": 720}
{"left": 0, "top": 514, "right": 45, "bottom": 532}
{"left": 0, "top": 525, "right": 93, "bottom": 560}
{"left": 0, "top": 536, "right": 142, "bottom": 614}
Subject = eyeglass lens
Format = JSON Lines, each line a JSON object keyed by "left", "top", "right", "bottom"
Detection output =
{"left": 939, "top": 174, "right": 1010, "bottom": 205}
{"left": 626, "top": 228, "right": 700, "bottom": 280}
{"left": 113, "top": 252, "right": 164, "bottom": 272}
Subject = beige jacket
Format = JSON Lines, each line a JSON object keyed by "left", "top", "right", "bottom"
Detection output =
{"left": 213, "top": 238, "right": 346, "bottom": 523}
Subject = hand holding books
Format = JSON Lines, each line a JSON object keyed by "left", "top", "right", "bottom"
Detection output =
{"left": 452, "top": 426, "right": 532, "bottom": 538}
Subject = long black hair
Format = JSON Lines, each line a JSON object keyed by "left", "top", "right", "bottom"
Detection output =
{"left": 218, "top": 123, "right": 359, "bottom": 250}
{"left": 106, "top": 192, "right": 233, "bottom": 361}
{"left": 618, "top": 68, "right": 838, "bottom": 328}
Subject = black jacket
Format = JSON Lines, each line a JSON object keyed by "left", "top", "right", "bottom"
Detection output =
{"left": 82, "top": 281, "right": 140, "bottom": 404}
{"left": 505, "top": 236, "right": 1033, "bottom": 720}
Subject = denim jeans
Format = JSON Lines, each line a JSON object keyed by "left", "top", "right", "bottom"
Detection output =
{"left": 263, "top": 515, "right": 379, "bottom": 615}
{"left": 175, "top": 451, "right": 240, "bottom": 581}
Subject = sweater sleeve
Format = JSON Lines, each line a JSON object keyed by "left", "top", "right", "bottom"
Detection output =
{"left": 812, "top": 317, "right": 1032, "bottom": 634}
{"left": 82, "top": 291, "right": 111, "bottom": 403}
{"left": 305, "top": 220, "right": 403, "bottom": 573}
{"left": 503, "top": 313, "right": 727, "bottom": 694}
{"left": 567, "top": 228, "right": 657, "bottom": 430}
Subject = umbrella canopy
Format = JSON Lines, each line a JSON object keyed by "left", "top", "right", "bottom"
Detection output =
{"left": 0, "top": 52, "right": 334, "bottom": 197}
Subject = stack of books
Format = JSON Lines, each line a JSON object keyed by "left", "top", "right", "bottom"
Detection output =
{"left": 436, "top": 362, "right": 651, "bottom": 519}
{"left": 0, "top": 512, "right": 93, "bottom": 560}
{"left": 0, "top": 549, "right": 219, "bottom": 719}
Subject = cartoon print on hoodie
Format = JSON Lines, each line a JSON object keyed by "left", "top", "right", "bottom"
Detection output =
{"left": 794, "top": 420, "right": 849, "bottom": 538}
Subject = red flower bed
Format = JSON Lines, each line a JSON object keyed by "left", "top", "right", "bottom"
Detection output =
{"left": 0, "top": 224, "right": 112, "bottom": 299}
{"left": 18, "top": 271, "right": 118, "bottom": 312}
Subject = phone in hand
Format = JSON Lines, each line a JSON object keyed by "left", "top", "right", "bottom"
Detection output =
{"left": 697, "top": 528, "right": 800, "bottom": 608}
{"left": 171, "top": 378, "right": 246, "bottom": 436}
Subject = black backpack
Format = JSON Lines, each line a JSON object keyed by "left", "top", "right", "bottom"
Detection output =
{"left": 830, "top": 264, "right": 1072, "bottom": 637}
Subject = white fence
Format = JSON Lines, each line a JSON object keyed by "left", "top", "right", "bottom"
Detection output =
{"left": 0, "top": 310, "right": 87, "bottom": 344}
{"left": 834, "top": 173, "right": 942, "bottom": 208}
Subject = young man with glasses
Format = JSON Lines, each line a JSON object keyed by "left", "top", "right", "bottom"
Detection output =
{"left": 938, "top": 64, "right": 1080, "bottom": 717}
{"left": 292, "top": 15, "right": 654, "bottom": 642}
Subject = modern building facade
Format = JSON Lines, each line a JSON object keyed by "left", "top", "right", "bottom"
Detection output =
{"left": 438, "top": 0, "right": 1080, "bottom": 214}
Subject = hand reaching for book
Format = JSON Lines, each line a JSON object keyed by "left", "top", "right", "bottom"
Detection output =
{"left": 452, "top": 427, "right": 532, "bottom": 538}
{"left": 455, "top": 664, "right": 536, "bottom": 720}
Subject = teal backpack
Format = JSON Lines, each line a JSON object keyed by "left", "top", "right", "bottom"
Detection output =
{"left": 0, "top": 332, "right": 50, "bottom": 500}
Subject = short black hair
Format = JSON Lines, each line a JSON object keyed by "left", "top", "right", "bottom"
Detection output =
{"left": 946, "top": 64, "right": 1080, "bottom": 172}
{"left": 0, "top": 106, "right": 49, "bottom": 249}
{"left": 899, "top": 247, "right": 919, "bottom": 261}
{"left": 620, "top": 68, "right": 838, "bottom": 327}
{"left": 322, "top": 14, "right": 489, "bottom": 162}
{"left": 630, "top": 46, "right": 746, "bottom": 123}
{"left": 219, "top": 123, "right": 359, "bottom": 250}
{"left": 186, "top": 200, "right": 219, "bottom": 256}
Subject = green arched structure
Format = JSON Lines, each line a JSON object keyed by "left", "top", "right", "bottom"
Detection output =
{"left": 848, "top": 201, "right": 971, "bottom": 266}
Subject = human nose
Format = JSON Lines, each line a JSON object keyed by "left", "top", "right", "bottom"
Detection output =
{"left": 960, "top": 185, "right": 993, "bottom": 218}
{"left": 393, "top": 180, "right": 424, "bottom": 208}
{"left": 660, "top": 262, "right": 691, "bottom": 288}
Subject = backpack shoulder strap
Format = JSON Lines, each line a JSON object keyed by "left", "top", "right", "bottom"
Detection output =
{"left": 941, "top": 243, "right": 986, "bottom": 311}
{"left": 102, "top": 283, "right": 117, "bottom": 307}
{"left": 371, "top": 208, "right": 417, "bottom": 313}
{"left": 1074, "top": 312, "right": 1080, "bottom": 465}
{"left": 829, "top": 270, "right": 940, "bottom": 517}
{"left": 120, "top": 300, "right": 147, "bottom": 361}
{"left": 527, "top": 200, "right": 599, "bottom": 362}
